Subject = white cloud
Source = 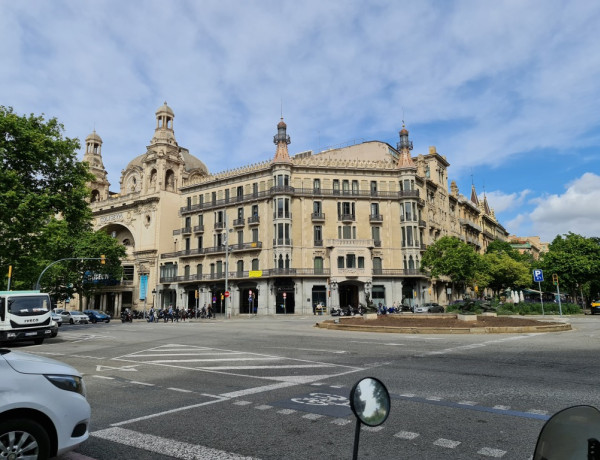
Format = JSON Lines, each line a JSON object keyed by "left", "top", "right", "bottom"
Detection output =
{"left": 480, "top": 190, "right": 532, "bottom": 214}
{"left": 529, "top": 173, "right": 600, "bottom": 241}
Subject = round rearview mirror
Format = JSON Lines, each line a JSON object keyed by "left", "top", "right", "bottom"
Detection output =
{"left": 534, "top": 405, "right": 600, "bottom": 459}
{"left": 350, "top": 377, "right": 391, "bottom": 427}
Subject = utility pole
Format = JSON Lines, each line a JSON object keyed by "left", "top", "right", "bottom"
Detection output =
{"left": 224, "top": 213, "right": 230, "bottom": 319}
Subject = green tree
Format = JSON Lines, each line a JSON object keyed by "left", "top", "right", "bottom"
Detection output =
{"left": 421, "top": 236, "right": 482, "bottom": 296}
{"left": 481, "top": 251, "right": 531, "bottom": 295}
{"left": 0, "top": 106, "right": 94, "bottom": 289}
{"left": 486, "top": 239, "right": 531, "bottom": 263}
{"left": 540, "top": 232, "right": 600, "bottom": 302}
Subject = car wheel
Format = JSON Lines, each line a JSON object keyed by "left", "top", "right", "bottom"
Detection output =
{"left": 70, "top": 318, "right": 74, "bottom": 324}
{"left": 0, "top": 418, "right": 51, "bottom": 460}
{"left": 106, "top": 319, "right": 110, "bottom": 323}
{"left": 33, "top": 338, "right": 44, "bottom": 345}
{"left": 91, "top": 318, "right": 97, "bottom": 324}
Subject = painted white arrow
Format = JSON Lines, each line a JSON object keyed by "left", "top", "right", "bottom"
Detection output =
{"left": 95, "top": 364, "right": 138, "bottom": 372}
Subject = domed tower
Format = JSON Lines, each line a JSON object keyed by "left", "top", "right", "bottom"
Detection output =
{"left": 396, "top": 123, "right": 416, "bottom": 169}
{"left": 271, "top": 117, "right": 293, "bottom": 273}
{"left": 83, "top": 130, "right": 110, "bottom": 202}
{"left": 151, "top": 102, "right": 178, "bottom": 146}
{"left": 272, "top": 118, "right": 292, "bottom": 164}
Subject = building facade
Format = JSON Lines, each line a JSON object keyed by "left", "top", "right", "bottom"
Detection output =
{"left": 83, "top": 104, "right": 508, "bottom": 316}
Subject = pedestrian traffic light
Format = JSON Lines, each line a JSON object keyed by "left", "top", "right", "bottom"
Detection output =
{"left": 100, "top": 255, "right": 106, "bottom": 265}
{"left": 195, "top": 290, "right": 198, "bottom": 298}
{"left": 552, "top": 274, "right": 558, "bottom": 285}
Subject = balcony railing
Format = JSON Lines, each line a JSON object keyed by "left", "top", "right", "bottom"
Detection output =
{"left": 159, "top": 267, "right": 331, "bottom": 283}
{"left": 233, "top": 218, "right": 245, "bottom": 227}
{"left": 339, "top": 213, "right": 356, "bottom": 222}
{"left": 273, "top": 238, "right": 292, "bottom": 246}
{"left": 372, "top": 268, "right": 426, "bottom": 277}
{"left": 193, "top": 224, "right": 204, "bottom": 233}
{"left": 325, "top": 239, "right": 374, "bottom": 248}
{"left": 160, "top": 242, "right": 262, "bottom": 259}
{"left": 181, "top": 227, "right": 192, "bottom": 235}
{"left": 369, "top": 214, "right": 383, "bottom": 223}
{"left": 311, "top": 212, "right": 325, "bottom": 221}
{"left": 180, "top": 188, "right": 423, "bottom": 215}
{"left": 248, "top": 215, "right": 260, "bottom": 225}
{"left": 273, "top": 212, "right": 292, "bottom": 219}
{"left": 214, "top": 222, "right": 225, "bottom": 231}
{"left": 314, "top": 239, "right": 323, "bottom": 247}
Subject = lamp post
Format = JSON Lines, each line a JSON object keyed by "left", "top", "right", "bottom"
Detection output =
{"left": 224, "top": 213, "right": 230, "bottom": 319}
{"left": 152, "top": 289, "right": 156, "bottom": 307}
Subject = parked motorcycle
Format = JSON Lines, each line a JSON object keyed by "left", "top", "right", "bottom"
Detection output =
{"left": 121, "top": 309, "right": 133, "bottom": 322}
{"left": 330, "top": 307, "right": 342, "bottom": 316}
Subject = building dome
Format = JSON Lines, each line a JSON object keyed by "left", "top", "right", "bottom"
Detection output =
{"left": 156, "top": 101, "right": 174, "bottom": 117}
{"left": 86, "top": 130, "right": 103, "bottom": 143}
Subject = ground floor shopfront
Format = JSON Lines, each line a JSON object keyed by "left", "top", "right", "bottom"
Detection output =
{"left": 156, "top": 276, "right": 453, "bottom": 316}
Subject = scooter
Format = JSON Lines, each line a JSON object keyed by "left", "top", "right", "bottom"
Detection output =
{"left": 121, "top": 310, "right": 133, "bottom": 322}
{"left": 330, "top": 307, "right": 342, "bottom": 316}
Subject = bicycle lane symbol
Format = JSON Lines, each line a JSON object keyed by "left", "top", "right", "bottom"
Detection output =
{"left": 272, "top": 392, "right": 353, "bottom": 418}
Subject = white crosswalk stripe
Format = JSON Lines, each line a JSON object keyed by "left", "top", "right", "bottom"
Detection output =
{"left": 112, "top": 343, "right": 363, "bottom": 383}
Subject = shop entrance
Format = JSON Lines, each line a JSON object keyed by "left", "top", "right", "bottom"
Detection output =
{"left": 339, "top": 283, "right": 359, "bottom": 308}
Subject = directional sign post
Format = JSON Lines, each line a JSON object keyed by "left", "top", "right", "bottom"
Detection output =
{"left": 533, "top": 269, "right": 545, "bottom": 315}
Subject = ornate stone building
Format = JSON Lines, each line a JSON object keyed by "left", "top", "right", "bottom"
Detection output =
{"left": 82, "top": 104, "right": 508, "bottom": 316}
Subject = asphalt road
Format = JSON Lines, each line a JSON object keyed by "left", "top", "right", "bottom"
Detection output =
{"left": 14, "top": 314, "right": 600, "bottom": 459}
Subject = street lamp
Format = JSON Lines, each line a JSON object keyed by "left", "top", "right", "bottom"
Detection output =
{"left": 152, "top": 289, "right": 156, "bottom": 307}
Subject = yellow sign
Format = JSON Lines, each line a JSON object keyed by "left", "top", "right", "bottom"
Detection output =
{"left": 249, "top": 270, "right": 263, "bottom": 278}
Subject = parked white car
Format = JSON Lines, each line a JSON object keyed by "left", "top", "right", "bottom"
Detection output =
{"left": 0, "top": 349, "right": 91, "bottom": 458}
{"left": 60, "top": 310, "right": 90, "bottom": 325}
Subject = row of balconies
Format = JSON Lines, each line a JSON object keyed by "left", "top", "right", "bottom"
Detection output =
{"left": 180, "top": 188, "right": 425, "bottom": 215}
{"left": 159, "top": 267, "right": 426, "bottom": 284}
{"left": 161, "top": 241, "right": 263, "bottom": 259}
{"left": 175, "top": 216, "right": 261, "bottom": 236}
{"left": 459, "top": 218, "right": 482, "bottom": 232}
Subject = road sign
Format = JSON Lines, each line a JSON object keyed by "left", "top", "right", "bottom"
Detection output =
{"left": 212, "top": 296, "right": 216, "bottom": 303}
{"left": 225, "top": 291, "right": 230, "bottom": 298}
{"left": 533, "top": 269, "right": 544, "bottom": 283}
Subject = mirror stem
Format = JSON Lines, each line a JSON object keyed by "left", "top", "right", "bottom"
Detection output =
{"left": 352, "top": 419, "right": 361, "bottom": 460}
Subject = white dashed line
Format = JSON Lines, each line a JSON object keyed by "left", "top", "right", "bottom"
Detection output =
{"left": 92, "top": 375, "right": 115, "bottom": 380}
{"left": 394, "top": 431, "right": 419, "bottom": 440}
{"left": 130, "top": 381, "right": 154, "bottom": 386}
{"left": 493, "top": 405, "right": 510, "bottom": 410}
{"left": 478, "top": 447, "right": 507, "bottom": 457}
{"left": 527, "top": 409, "right": 548, "bottom": 415}
{"left": 167, "top": 387, "right": 192, "bottom": 393}
{"left": 233, "top": 401, "right": 252, "bottom": 406}
{"left": 331, "top": 418, "right": 352, "bottom": 426}
{"left": 277, "top": 409, "right": 296, "bottom": 415}
{"left": 302, "top": 413, "right": 323, "bottom": 420}
{"left": 362, "top": 426, "right": 384, "bottom": 432}
{"left": 458, "top": 400, "right": 477, "bottom": 406}
{"left": 254, "top": 405, "right": 272, "bottom": 410}
{"left": 433, "top": 438, "right": 461, "bottom": 449}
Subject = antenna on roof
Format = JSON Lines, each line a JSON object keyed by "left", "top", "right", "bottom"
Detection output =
{"left": 280, "top": 97, "right": 283, "bottom": 119}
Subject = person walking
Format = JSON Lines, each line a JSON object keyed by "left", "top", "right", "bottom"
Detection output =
{"left": 148, "top": 307, "right": 155, "bottom": 323}
{"left": 168, "top": 304, "right": 174, "bottom": 322}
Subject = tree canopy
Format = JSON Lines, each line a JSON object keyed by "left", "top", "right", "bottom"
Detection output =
{"left": 0, "top": 106, "right": 124, "bottom": 296}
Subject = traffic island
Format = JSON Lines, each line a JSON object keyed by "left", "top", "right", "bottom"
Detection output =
{"left": 315, "top": 314, "right": 571, "bottom": 334}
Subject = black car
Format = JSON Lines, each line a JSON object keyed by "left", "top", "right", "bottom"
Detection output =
{"left": 83, "top": 309, "right": 111, "bottom": 323}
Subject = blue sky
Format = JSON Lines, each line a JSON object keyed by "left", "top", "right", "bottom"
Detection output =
{"left": 1, "top": 0, "right": 599, "bottom": 242}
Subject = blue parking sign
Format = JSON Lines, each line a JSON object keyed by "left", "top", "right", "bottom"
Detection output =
{"left": 533, "top": 269, "right": 544, "bottom": 282}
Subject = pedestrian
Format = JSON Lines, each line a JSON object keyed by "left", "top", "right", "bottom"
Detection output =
{"left": 312, "top": 303, "right": 316, "bottom": 315}
{"left": 181, "top": 308, "right": 187, "bottom": 321}
{"left": 148, "top": 307, "right": 155, "bottom": 323}
{"left": 168, "top": 304, "right": 174, "bottom": 322}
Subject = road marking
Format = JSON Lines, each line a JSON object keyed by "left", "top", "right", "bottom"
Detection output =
{"left": 434, "top": 438, "right": 461, "bottom": 448}
{"left": 221, "top": 382, "right": 299, "bottom": 398}
{"left": 478, "top": 447, "right": 507, "bottom": 457}
{"left": 92, "top": 375, "right": 115, "bottom": 380}
{"left": 331, "top": 418, "right": 352, "bottom": 426}
{"left": 233, "top": 400, "right": 252, "bottom": 406}
{"left": 493, "top": 405, "right": 510, "bottom": 410}
{"left": 111, "top": 395, "right": 227, "bottom": 426}
{"left": 72, "top": 354, "right": 105, "bottom": 360}
{"left": 421, "top": 334, "right": 539, "bottom": 357}
{"left": 265, "top": 346, "right": 347, "bottom": 354}
{"left": 277, "top": 409, "right": 296, "bottom": 415}
{"left": 168, "top": 387, "right": 192, "bottom": 393}
{"left": 196, "top": 364, "right": 334, "bottom": 370}
{"left": 362, "top": 426, "right": 384, "bottom": 432}
{"left": 130, "top": 381, "right": 154, "bottom": 386}
{"left": 92, "top": 427, "right": 260, "bottom": 459}
{"left": 527, "top": 409, "right": 548, "bottom": 415}
{"left": 96, "top": 364, "right": 138, "bottom": 372}
{"left": 394, "top": 431, "right": 419, "bottom": 440}
{"left": 254, "top": 405, "right": 272, "bottom": 410}
{"left": 302, "top": 413, "right": 323, "bottom": 420}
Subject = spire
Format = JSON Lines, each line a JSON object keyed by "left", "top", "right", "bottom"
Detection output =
{"left": 272, "top": 117, "right": 292, "bottom": 164}
{"left": 396, "top": 122, "right": 415, "bottom": 169}
{"left": 83, "top": 130, "right": 107, "bottom": 175}
{"left": 470, "top": 184, "right": 479, "bottom": 205}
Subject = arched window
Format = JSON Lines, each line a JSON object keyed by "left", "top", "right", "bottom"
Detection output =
{"left": 278, "top": 254, "right": 284, "bottom": 269}
{"left": 91, "top": 190, "right": 100, "bottom": 202}
{"left": 408, "top": 256, "right": 415, "bottom": 270}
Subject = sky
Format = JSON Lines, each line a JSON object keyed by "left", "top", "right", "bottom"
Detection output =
{"left": 1, "top": 0, "right": 599, "bottom": 243}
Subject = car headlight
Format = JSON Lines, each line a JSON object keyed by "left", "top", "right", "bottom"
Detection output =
{"left": 44, "top": 374, "right": 86, "bottom": 397}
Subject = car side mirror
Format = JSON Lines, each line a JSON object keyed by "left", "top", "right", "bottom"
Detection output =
{"left": 534, "top": 405, "right": 600, "bottom": 459}
{"left": 350, "top": 377, "right": 390, "bottom": 459}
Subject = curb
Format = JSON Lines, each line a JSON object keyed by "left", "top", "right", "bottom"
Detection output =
{"left": 314, "top": 320, "right": 572, "bottom": 334}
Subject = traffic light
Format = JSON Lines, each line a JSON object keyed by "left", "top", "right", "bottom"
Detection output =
{"left": 195, "top": 290, "right": 198, "bottom": 299}
{"left": 100, "top": 255, "right": 106, "bottom": 265}
{"left": 552, "top": 274, "right": 558, "bottom": 286}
